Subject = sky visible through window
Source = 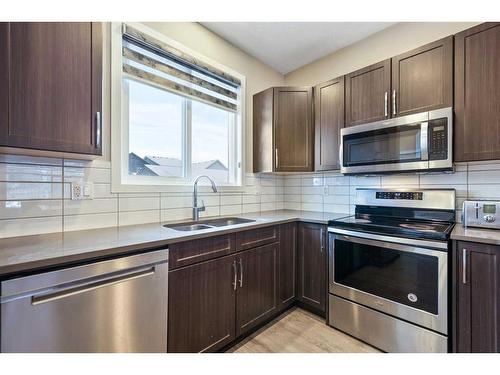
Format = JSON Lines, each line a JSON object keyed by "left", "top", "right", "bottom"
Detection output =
{"left": 128, "top": 79, "right": 230, "bottom": 166}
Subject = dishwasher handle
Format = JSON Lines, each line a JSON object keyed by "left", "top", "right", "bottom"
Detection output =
{"left": 31, "top": 266, "right": 155, "bottom": 306}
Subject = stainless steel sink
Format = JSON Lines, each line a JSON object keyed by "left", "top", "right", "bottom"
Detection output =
{"left": 205, "top": 217, "right": 255, "bottom": 227}
{"left": 164, "top": 223, "right": 213, "bottom": 231}
{"left": 163, "top": 217, "right": 256, "bottom": 231}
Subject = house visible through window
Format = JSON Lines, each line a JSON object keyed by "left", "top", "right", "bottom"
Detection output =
{"left": 114, "top": 23, "right": 243, "bottom": 188}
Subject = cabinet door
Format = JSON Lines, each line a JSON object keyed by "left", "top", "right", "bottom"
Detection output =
{"left": 168, "top": 255, "right": 237, "bottom": 353}
{"left": 253, "top": 88, "right": 274, "bottom": 173}
{"left": 455, "top": 23, "right": 500, "bottom": 162}
{"left": 345, "top": 59, "right": 391, "bottom": 127}
{"left": 0, "top": 22, "right": 102, "bottom": 155}
{"left": 278, "top": 223, "right": 297, "bottom": 311}
{"left": 392, "top": 36, "right": 452, "bottom": 117}
{"left": 456, "top": 241, "right": 500, "bottom": 353}
{"left": 314, "top": 76, "right": 345, "bottom": 171}
{"left": 274, "top": 87, "right": 314, "bottom": 172}
{"left": 236, "top": 243, "right": 278, "bottom": 337}
{"left": 297, "top": 223, "right": 326, "bottom": 314}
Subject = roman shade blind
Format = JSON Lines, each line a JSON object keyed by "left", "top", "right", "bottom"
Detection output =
{"left": 122, "top": 24, "right": 240, "bottom": 112}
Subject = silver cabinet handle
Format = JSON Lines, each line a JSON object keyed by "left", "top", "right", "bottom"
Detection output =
{"left": 384, "top": 91, "right": 388, "bottom": 117}
{"left": 238, "top": 258, "right": 243, "bottom": 287}
{"left": 320, "top": 228, "right": 324, "bottom": 253}
{"left": 275, "top": 148, "right": 279, "bottom": 170}
{"left": 392, "top": 90, "right": 397, "bottom": 116}
{"left": 95, "top": 111, "right": 102, "bottom": 148}
{"left": 31, "top": 267, "right": 155, "bottom": 306}
{"left": 462, "top": 248, "right": 467, "bottom": 284}
{"left": 232, "top": 260, "right": 237, "bottom": 291}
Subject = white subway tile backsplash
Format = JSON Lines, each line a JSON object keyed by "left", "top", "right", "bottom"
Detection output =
{"left": 161, "top": 208, "right": 191, "bottom": 222}
{"left": 0, "top": 182, "right": 63, "bottom": 200}
{"left": 64, "top": 212, "right": 118, "bottom": 232}
{"left": 221, "top": 204, "right": 242, "bottom": 216}
{"left": 0, "top": 163, "right": 62, "bottom": 182}
{"left": 324, "top": 203, "right": 350, "bottom": 214}
{"left": 420, "top": 171, "right": 467, "bottom": 185}
{"left": 64, "top": 198, "right": 118, "bottom": 215}
{"left": 118, "top": 195, "right": 160, "bottom": 212}
{"left": 1, "top": 216, "right": 62, "bottom": 238}
{"left": 119, "top": 210, "right": 160, "bottom": 226}
{"left": 468, "top": 170, "right": 500, "bottom": 184}
{"left": 0, "top": 154, "right": 62, "bottom": 166}
{"left": 6, "top": 153, "right": 500, "bottom": 239}
{"left": 64, "top": 167, "right": 111, "bottom": 184}
{"left": 0, "top": 199, "right": 62, "bottom": 220}
{"left": 221, "top": 194, "right": 242, "bottom": 206}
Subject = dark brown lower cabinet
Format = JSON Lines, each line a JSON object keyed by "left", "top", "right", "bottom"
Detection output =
{"left": 278, "top": 223, "right": 297, "bottom": 311}
{"left": 297, "top": 223, "right": 327, "bottom": 314}
{"left": 455, "top": 241, "right": 500, "bottom": 353}
{"left": 236, "top": 243, "right": 278, "bottom": 337}
{"left": 168, "top": 255, "right": 237, "bottom": 353}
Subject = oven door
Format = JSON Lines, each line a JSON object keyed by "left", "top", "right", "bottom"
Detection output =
{"left": 328, "top": 230, "right": 447, "bottom": 334}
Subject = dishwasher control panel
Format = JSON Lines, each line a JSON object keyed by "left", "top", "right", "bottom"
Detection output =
{"left": 462, "top": 200, "right": 500, "bottom": 229}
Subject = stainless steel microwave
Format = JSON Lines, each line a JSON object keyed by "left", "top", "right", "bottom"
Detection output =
{"left": 340, "top": 107, "right": 452, "bottom": 175}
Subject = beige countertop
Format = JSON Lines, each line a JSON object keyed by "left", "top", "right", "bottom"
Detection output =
{"left": 451, "top": 224, "right": 500, "bottom": 246}
{"left": 0, "top": 210, "right": 348, "bottom": 277}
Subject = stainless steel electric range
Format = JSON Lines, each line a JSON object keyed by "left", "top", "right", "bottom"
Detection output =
{"left": 328, "top": 188, "right": 456, "bottom": 353}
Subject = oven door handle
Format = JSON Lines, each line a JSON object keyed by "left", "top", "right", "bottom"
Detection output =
{"left": 330, "top": 230, "right": 448, "bottom": 257}
{"left": 328, "top": 227, "right": 448, "bottom": 250}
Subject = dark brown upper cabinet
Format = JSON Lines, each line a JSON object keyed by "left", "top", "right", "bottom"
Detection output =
{"left": 253, "top": 86, "right": 314, "bottom": 173}
{"left": 314, "top": 76, "right": 345, "bottom": 171}
{"left": 455, "top": 241, "right": 500, "bottom": 353}
{"left": 0, "top": 22, "right": 103, "bottom": 155}
{"left": 297, "top": 223, "right": 327, "bottom": 315}
{"left": 345, "top": 59, "right": 391, "bottom": 127}
{"left": 455, "top": 23, "right": 500, "bottom": 162}
{"left": 392, "top": 36, "right": 453, "bottom": 117}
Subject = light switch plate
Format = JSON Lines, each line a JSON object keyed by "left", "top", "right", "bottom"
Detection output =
{"left": 71, "top": 182, "right": 94, "bottom": 200}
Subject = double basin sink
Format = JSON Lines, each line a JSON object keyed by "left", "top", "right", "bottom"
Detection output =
{"left": 164, "top": 217, "right": 255, "bottom": 232}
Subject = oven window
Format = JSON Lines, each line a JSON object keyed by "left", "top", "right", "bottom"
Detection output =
{"left": 343, "top": 124, "right": 422, "bottom": 166}
{"left": 334, "top": 238, "right": 438, "bottom": 314}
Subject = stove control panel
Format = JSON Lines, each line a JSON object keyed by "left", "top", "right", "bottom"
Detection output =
{"left": 463, "top": 200, "right": 500, "bottom": 229}
{"left": 376, "top": 192, "right": 423, "bottom": 200}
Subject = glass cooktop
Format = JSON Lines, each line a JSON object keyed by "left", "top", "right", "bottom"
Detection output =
{"left": 328, "top": 215, "right": 455, "bottom": 241}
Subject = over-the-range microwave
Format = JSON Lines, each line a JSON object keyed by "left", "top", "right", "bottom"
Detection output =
{"left": 340, "top": 107, "right": 452, "bottom": 175}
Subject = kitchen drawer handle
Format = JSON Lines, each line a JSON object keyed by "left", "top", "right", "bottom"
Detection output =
{"left": 238, "top": 258, "right": 243, "bottom": 287}
{"left": 31, "top": 267, "right": 155, "bottom": 306}
{"left": 462, "top": 248, "right": 467, "bottom": 284}
{"left": 232, "top": 260, "right": 237, "bottom": 291}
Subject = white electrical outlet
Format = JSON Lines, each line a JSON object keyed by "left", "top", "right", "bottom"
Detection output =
{"left": 71, "top": 182, "right": 94, "bottom": 200}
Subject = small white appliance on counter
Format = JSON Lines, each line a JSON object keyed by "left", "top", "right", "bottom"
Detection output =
{"left": 462, "top": 200, "right": 500, "bottom": 229}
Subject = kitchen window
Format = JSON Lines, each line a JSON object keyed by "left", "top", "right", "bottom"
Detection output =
{"left": 111, "top": 23, "right": 244, "bottom": 191}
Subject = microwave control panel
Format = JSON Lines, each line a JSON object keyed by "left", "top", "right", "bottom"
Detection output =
{"left": 428, "top": 119, "right": 448, "bottom": 160}
{"left": 463, "top": 200, "right": 500, "bottom": 229}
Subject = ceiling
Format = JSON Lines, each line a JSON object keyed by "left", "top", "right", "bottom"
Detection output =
{"left": 201, "top": 22, "right": 395, "bottom": 74}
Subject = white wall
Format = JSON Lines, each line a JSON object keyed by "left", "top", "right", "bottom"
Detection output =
{"left": 285, "top": 22, "right": 480, "bottom": 86}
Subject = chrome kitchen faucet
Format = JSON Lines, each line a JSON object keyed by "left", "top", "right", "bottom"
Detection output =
{"left": 192, "top": 175, "right": 218, "bottom": 221}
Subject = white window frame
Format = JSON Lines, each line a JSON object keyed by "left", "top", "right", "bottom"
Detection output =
{"left": 111, "top": 22, "right": 245, "bottom": 193}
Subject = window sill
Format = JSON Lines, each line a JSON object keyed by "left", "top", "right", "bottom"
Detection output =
{"left": 110, "top": 182, "right": 251, "bottom": 194}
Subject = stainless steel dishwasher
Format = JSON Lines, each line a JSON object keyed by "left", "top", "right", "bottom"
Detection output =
{"left": 0, "top": 249, "right": 168, "bottom": 353}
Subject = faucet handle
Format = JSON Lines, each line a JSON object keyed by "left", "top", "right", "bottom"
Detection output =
{"left": 199, "top": 200, "right": 206, "bottom": 212}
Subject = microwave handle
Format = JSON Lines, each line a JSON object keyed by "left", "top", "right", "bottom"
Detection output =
{"left": 421, "top": 121, "right": 429, "bottom": 161}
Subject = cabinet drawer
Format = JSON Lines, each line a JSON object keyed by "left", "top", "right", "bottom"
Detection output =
{"left": 236, "top": 225, "right": 280, "bottom": 251}
{"left": 169, "top": 234, "right": 235, "bottom": 269}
